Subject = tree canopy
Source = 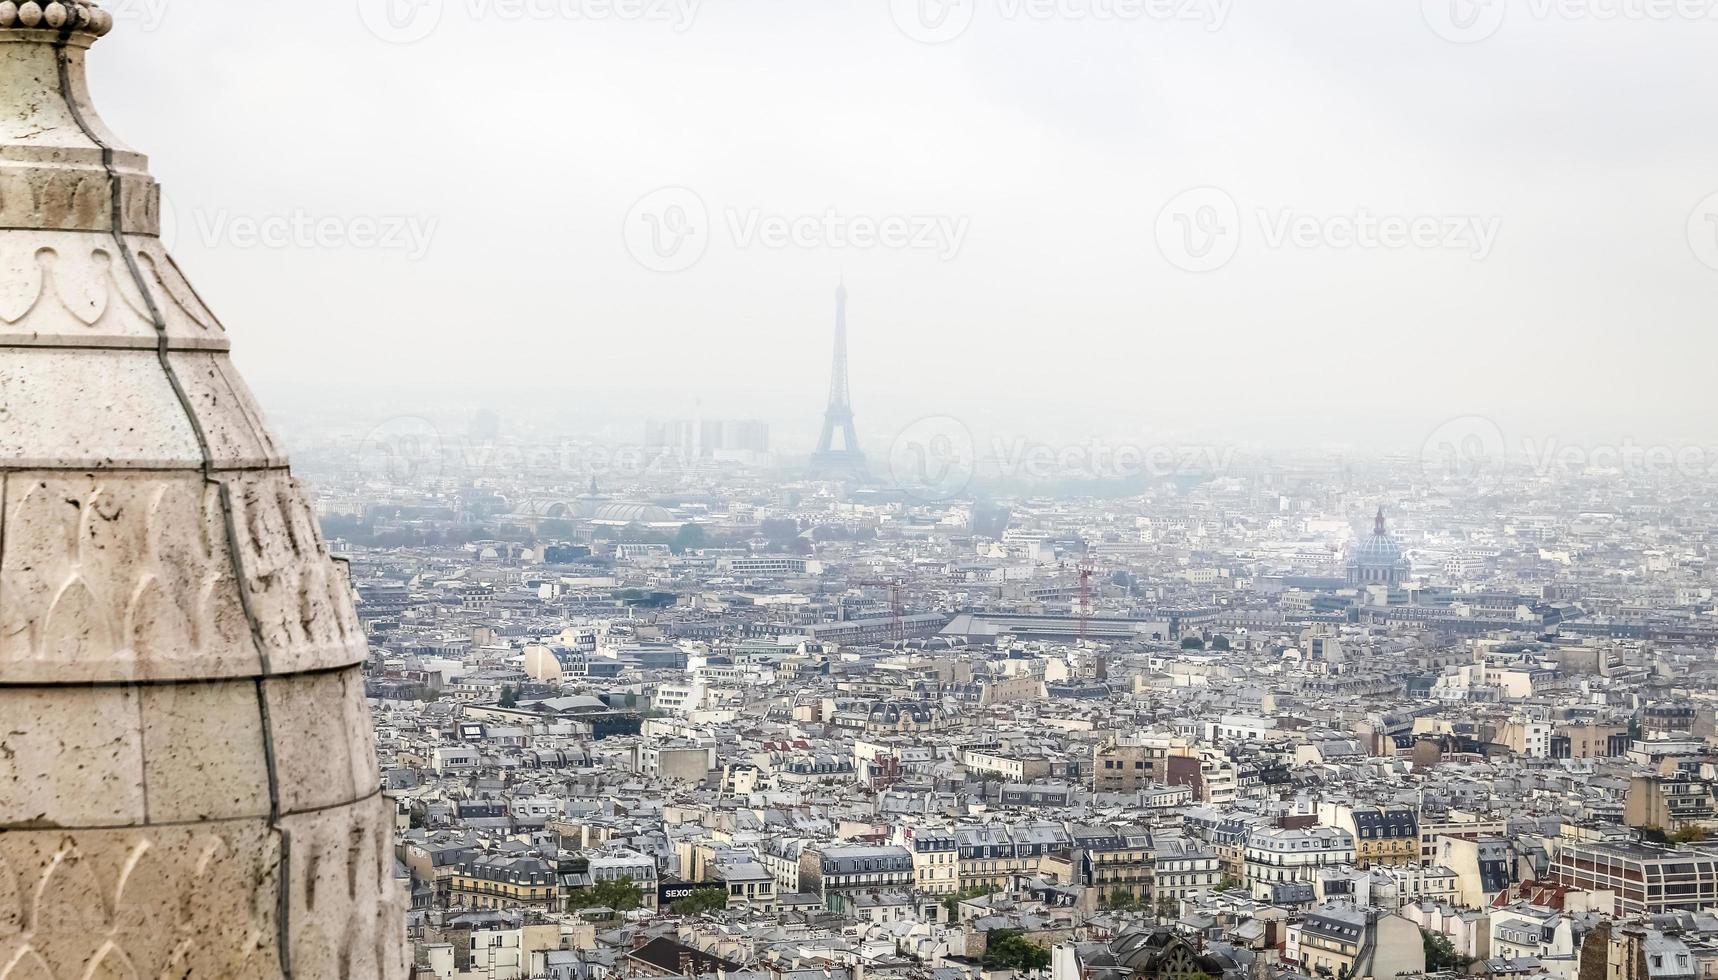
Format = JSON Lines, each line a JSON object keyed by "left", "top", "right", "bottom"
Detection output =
{"left": 565, "top": 876, "right": 644, "bottom": 915}
{"left": 669, "top": 887, "right": 728, "bottom": 916}
{"left": 985, "top": 930, "right": 1051, "bottom": 972}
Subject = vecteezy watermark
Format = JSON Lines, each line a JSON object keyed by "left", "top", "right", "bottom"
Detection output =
{"left": 726, "top": 210, "right": 970, "bottom": 261}
{"left": 357, "top": 0, "right": 701, "bottom": 44}
{"left": 888, "top": 416, "right": 1237, "bottom": 501}
{"left": 182, "top": 209, "right": 440, "bottom": 260}
{"left": 357, "top": 417, "right": 730, "bottom": 485}
{"left": 1687, "top": 191, "right": 1718, "bottom": 272}
{"left": 1420, "top": 415, "right": 1718, "bottom": 480}
{"left": 890, "top": 0, "right": 1231, "bottom": 44}
{"left": 624, "top": 186, "right": 972, "bottom": 273}
{"left": 1154, "top": 187, "right": 1503, "bottom": 272}
{"left": 1422, "top": 0, "right": 1718, "bottom": 44}
{"left": 988, "top": 438, "right": 1236, "bottom": 483}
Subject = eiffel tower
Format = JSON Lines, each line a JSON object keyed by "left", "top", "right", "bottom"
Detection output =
{"left": 812, "top": 280, "right": 868, "bottom": 473}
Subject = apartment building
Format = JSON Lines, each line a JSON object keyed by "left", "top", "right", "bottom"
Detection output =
{"left": 1244, "top": 827, "right": 1356, "bottom": 900}
{"left": 1318, "top": 803, "right": 1421, "bottom": 868}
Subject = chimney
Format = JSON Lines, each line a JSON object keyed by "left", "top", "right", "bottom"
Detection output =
{"left": 0, "top": 3, "right": 404, "bottom": 976}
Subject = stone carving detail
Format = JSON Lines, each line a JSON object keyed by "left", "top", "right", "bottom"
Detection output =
{"left": 0, "top": 471, "right": 365, "bottom": 680}
{"left": 0, "top": 236, "right": 227, "bottom": 346}
{"left": 0, "top": 472, "right": 250, "bottom": 681}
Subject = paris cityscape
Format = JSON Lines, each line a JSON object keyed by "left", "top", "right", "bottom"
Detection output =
{"left": 3, "top": 2, "right": 1718, "bottom": 980}
{"left": 291, "top": 278, "right": 1718, "bottom": 979}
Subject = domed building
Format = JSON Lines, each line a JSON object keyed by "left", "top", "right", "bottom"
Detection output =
{"left": 1347, "top": 507, "right": 1410, "bottom": 586}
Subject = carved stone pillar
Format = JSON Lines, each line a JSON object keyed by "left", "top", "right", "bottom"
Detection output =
{"left": 0, "top": 3, "right": 408, "bottom": 976}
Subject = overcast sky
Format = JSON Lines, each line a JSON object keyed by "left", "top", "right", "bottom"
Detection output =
{"left": 88, "top": 0, "right": 1718, "bottom": 457}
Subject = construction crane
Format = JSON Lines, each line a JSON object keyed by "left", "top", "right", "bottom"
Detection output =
{"left": 1076, "top": 558, "right": 1095, "bottom": 643}
{"left": 857, "top": 578, "right": 908, "bottom": 647}
{"left": 1075, "top": 556, "right": 1110, "bottom": 681}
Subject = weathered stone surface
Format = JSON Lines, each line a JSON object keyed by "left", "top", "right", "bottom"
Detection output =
{"left": 0, "top": 6, "right": 405, "bottom": 977}
{"left": 0, "top": 797, "right": 409, "bottom": 978}
{"left": 227, "top": 470, "right": 371, "bottom": 672}
{"left": 0, "top": 686, "right": 146, "bottom": 827}
{"left": 140, "top": 681, "right": 273, "bottom": 823}
{"left": 0, "top": 349, "right": 204, "bottom": 467}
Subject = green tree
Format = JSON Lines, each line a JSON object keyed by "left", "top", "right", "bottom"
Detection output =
{"left": 497, "top": 684, "right": 518, "bottom": 708}
{"left": 670, "top": 887, "right": 729, "bottom": 916}
{"left": 565, "top": 876, "right": 644, "bottom": 915}
{"left": 1673, "top": 825, "right": 1710, "bottom": 844}
{"left": 985, "top": 930, "right": 1051, "bottom": 972}
{"left": 1211, "top": 635, "right": 1231, "bottom": 651}
{"left": 1422, "top": 930, "right": 1462, "bottom": 972}
{"left": 1181, "top": 636, "right": 1206, "bottom": 650}
{"left": 672, "top": 524, "right": 708, "bottom": 555}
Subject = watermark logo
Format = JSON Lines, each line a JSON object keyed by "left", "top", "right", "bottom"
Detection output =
{"left": 1154, "top": 188, "right": 1503, "bottom": 272}
{"left": 726, "top": 210, "right": 970, "bottom": 261}
{"left": 890, "top": 0, "right": 1231, "bottom": 43}
{"left": 1156, "top": 187, "right": 1242, "bottom": 273}
{"left": 359, "top": 0, "right": 701, "bottom": 44}
{"left": 888, "top": 419, "right": 1238, "bottom": 498}
{"left": 623, "top": 187, "right": 971, "bottom": 273}
{"left": 358, "top": 0, "right": 445, "bottom": 43}
{"left": 625, "top": 187, "right": 710, "bottom": 274}
{"left": 1423, "top": 0, "right": 1718, "bottom": 43}
{"left": 1688, "top": 191, "right": 1718, "bottom": 272}
{"left": 1422, "top": 0, "right": 1509, "bottom": 43}
{"left": 1421, "top": 415, "right": 1508, "bottom": 481}
{"left": 345, "top": 417, "right": 748, "bottom": 484}
{"left": 1420, "top": 416, "right": 1718, "bottom": 480}
{"left": 891, "top": 0, "right": 977, "bottom": 43}
{"left": 359, "top": 416, "right": 446, "bottom": 483}
{"left": 890, "top": 416, "right": 978, "bottom": 501}
{"left": 154, "top": 193, "right": 437, "bottom": 259}
{"left": 106, "top": 0, "right": 171, "bottom": 32}
{"left": 196, "top": 210, "right": 439, "bottom": 260}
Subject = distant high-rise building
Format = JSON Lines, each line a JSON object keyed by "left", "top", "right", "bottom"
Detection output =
{"left": 646, "top": 419, "right": 770, "bottom": 459}
{"left": 812, "top": 281, "right": 866, "bottom": 473}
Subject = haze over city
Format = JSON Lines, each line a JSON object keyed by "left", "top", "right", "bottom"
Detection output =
{"left": 87, "top": 0, "right": 1718, "bottom": 455}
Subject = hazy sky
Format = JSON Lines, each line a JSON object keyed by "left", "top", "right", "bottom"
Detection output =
{"left": 90, "top": 0, "right": 1718, "bottom": 456}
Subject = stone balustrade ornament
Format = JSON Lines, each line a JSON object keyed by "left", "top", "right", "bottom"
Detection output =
{"left": 0, "top": 4, "right": 409, "bottom": 977}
